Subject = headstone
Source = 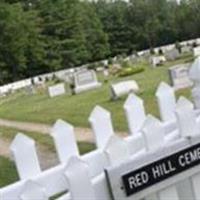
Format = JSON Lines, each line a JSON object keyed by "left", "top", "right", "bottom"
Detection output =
{"left": 150, "top": 56, "right": 166, "bottom": 67}
{"left": 176, "top": 96, "right": 194, "bottom": 110}
{"left": 175, "top": 100, "right": 198, "bottom": 138}
{"left": 104, "top": 135, "right": 130, "bottom": 166}
{"left": 123, "top": 93, "right": 146, "bottom": 135}
{"left": 141, "top": 115, "right": 165, "bottom": 151}
{"left": 20, "top": 180, "right": 48, "bottom": 200}
{"left": 156, "top": 82, "right": 176, "bottom": 122}
{"left": 51, "top": 119, "right": 79, "bottom": 164}
{"left": 168, "top": 63, "right": 193, "bottom": 90}
{"left": 10, "top": 133, "right": 41, "bottom": 180}
{"left": 89, "top": 106, "right": 114, "bottom": 149}
{"left": 165, "top": 48, "right": 180, "bottom": 61}
{"left": 48, "top": 83, "right": 66, "bottom": 98}
{"left": 74, "top": 70, "right": 102, "bottom": 94}
{"left": 111, "top": 80, "right": 140, "bottom": 100}
{"left": 64, "top": 157, "right": 96, "bottom": 200}
{"left": 181, "top": 46, "right": 191, "bottom": 54}
{"left": 193, "top": 46, "right": 200, "bottom": 57}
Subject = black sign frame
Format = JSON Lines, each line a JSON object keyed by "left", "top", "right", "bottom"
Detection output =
{"left": 122, "top": 142, "right": 200, "bottom": 197}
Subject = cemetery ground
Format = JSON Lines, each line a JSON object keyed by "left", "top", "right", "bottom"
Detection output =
{"left": 0, "top": 53, "right": 194, "bottom": 191}
{"left": 0, "top": 54, "right": 192, "bottom": 132}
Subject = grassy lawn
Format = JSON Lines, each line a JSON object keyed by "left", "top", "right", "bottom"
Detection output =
{"left": 0, "top": 54, "right": 194, "bottom": 190}
{"left": 0, "top": 54, "right": 193, "bottom": 132}
{"left": 0, "top": 156, "right": 18, "bottom": 187}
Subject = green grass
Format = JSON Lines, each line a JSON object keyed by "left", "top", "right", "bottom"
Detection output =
{"left": 0, "top": 156, "right": 18, "bottom": 187}
{"left": 0, "top": 54, "right": 193, "bottom": 132}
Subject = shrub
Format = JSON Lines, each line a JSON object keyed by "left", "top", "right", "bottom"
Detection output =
{"left": 118, "top": 66, "right": 144, "bottom": 77}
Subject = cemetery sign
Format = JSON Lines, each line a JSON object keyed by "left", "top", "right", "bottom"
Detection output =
{"left": 121, "top": 142, "right": 200, "bottom": 197}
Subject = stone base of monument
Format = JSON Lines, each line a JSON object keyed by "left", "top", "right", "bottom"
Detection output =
{"left": 74, "top": 82, "right": 102, "bottom": 94}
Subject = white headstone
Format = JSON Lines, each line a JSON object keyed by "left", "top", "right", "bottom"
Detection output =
{"left": 156, "top": 82, "right": 176, "bottom": 122}
{"left": 111, "top": 80, "right": 140, "bottom": 100}
{"left": 175, "top": 102, "right": 198, "bottom": 138}
{"left": 141, "top": 115, "right": 165, "bottom": 151}
{"left": 192, "top": 87, "right": 200, "bottom": 109}
{"left": 169, "top": 64, "right": 193, "bottom": 90}
{"left": 104, "top": 135, "right": 130, "bottom": 166}
{"left": 89, "top": 106, "right": 114, "bottom": 149}
{"left": 176, "top": 96, "right": 194, "bottom": 110}
{"left": 20, "top": 180, "right": 48, "bottom": 200}
{"left": 124, "top": 93, "right": 146, "bottom": 135}
{"left": 10, "top": 133, "right": 41, "bottom": 180}
{"left": 64, "top": 157, "right": 96, "bottom": 200}
{"left": 48, "top": 83, "right": 66, "bottom": 98}
{"left": 51, "top": 119, "right": 79, "bottom": 164}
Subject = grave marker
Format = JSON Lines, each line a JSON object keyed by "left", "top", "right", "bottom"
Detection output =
{"left": 74, "top": 70, "right": 101, "bottom": 94}
{"left": 111, "top": 80, "right": 140, "bottom": 100}
{"left": 51, "top": 119, "right": 79, "bottom": 164}
{"left": 48, "top": 83, "right": 66, "bottom": 98}
{"left": 10, "top": 133, "right": 41, "bottom": 180}
{"left": 169, "top": 64, "right": 193, "bottom": 90}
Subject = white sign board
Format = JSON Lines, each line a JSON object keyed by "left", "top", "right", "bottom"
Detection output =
{"left": 48, "top": 83, "right": 66, "bottom": 98}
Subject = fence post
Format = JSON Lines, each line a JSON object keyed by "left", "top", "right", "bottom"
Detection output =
{"left": 20, "top": 180, "right": 48, "bottom": 200}
{"left": 156, "top": 82, "right": 176, "bottom": 122}
{"left": 124, "top": 93, "right": 146, "bottom": 135}
{"left": 89, "top": 106, "right": 114, "bottom": 149}
{"left": 10, "top": 133, "right": 41, "bottom": 180}
{"left": 64, "top": 157, "right": 96, "bottom": 200}
{"left": 141, "top": 115, "right": 179, "bottom": 200}
{"left": 51, "top": 119, "right": 79, "bottom": 164}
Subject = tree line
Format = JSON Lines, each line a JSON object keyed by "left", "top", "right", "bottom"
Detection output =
{"left": 0, "top": 0, "right": 200, "bottom": 84}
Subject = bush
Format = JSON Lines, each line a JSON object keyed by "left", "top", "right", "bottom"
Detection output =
{"left": 118, "top": 66, "right": 144, "bottom": 77}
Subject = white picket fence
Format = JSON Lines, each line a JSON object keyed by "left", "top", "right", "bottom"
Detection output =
{"left": 1, "top": 57, "right": 200, "bottom": 200}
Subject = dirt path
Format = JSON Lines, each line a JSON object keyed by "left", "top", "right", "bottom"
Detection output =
{"left": 0, "top": 118, "right": 127, "bottom": 169}
{"left": 0, "top": 137, "right": 59, "bottom": 170}
{"left": 0, "top": 118, "right": 127, "bottom": 143}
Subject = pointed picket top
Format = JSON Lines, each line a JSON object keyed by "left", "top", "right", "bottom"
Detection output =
{"left": 156, "top": 82, "right": 176, "bottom": 122}
{"left": 123, "top": 93, "right": 146, "bottom": 135}
{"left": 51, "top": 119, "right": 79, "bottom": 164}
{"left": 141, "top": 115, "right": 165, "bottom": 151}
{"left": 64, "top": 156, "right": 96, "bottom": 200}
{"left": 89, "top": 105, "right": 114, "bottom": 149}
{"left": 175, "top": 102, "right": 198, "bottom": 138}
{"left": 156, "top": 82, "right": 174, "bottom": 96}
{"left": 104, "top": 135, "right": 130, "bottom": 166}
{"left": 176, "top": 96, "right": 194, "bottom": 110}
{"left": 20, "top": 180, "right": 48, "bottom": 200}
{"left": 189, "top": 56, "right": 200, "bottom": 82}
{"left": 192, "top": 87, "right": 200, "bottom": 109}
{"left": 10, "top": 133, "right": 34, "bottom": 152}
{"left": 10, "top": 133, "right": 41, "bottom": 180}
